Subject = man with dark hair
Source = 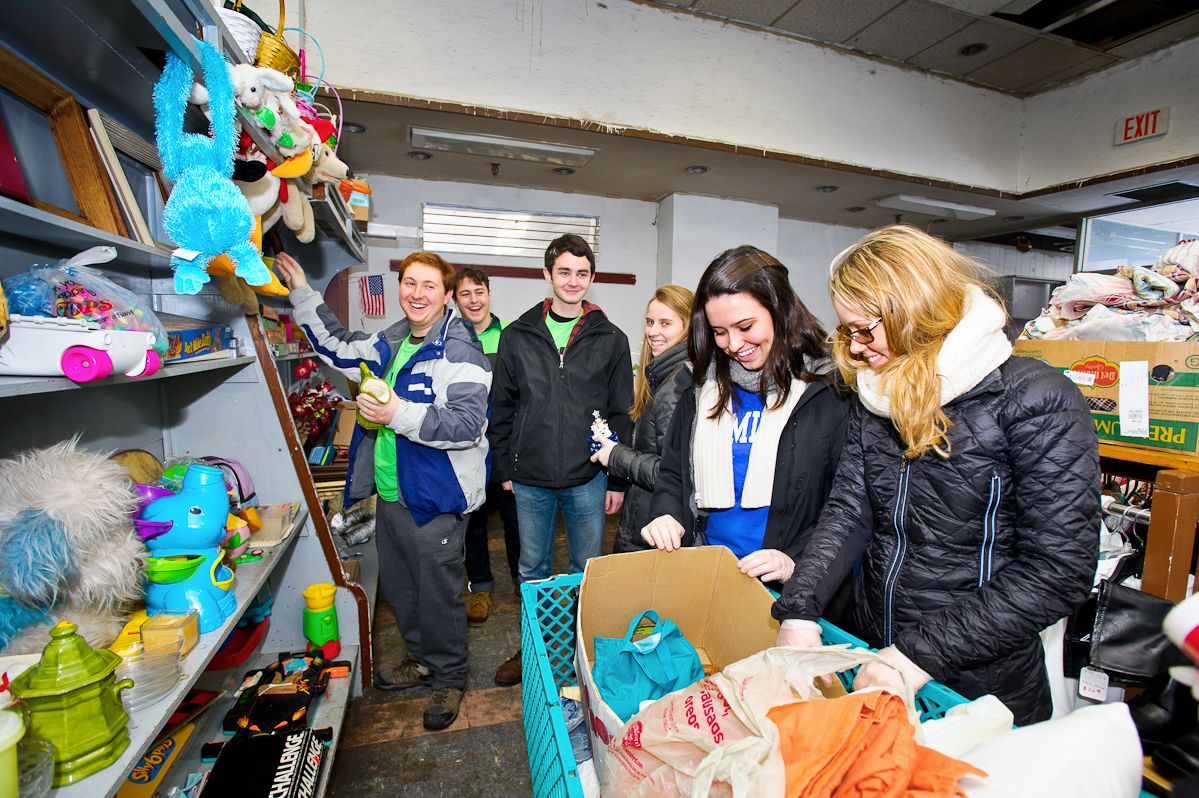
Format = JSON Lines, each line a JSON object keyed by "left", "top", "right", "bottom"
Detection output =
{"left": 488, "top": 234, "right": 633, "bottom": 686}
{"left": 453, "top": 265, "right": 520, "bottom": 626}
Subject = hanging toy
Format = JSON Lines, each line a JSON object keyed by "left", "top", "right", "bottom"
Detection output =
{"left": 153, "top": 36, "right": 272, "bottom": 295}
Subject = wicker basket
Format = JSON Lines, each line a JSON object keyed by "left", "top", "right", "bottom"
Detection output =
{"left": 218, "top": 4, "right": 262, "bottom": 63}
{"left": 256, "top": 0, "right": 300, "bottom": 80}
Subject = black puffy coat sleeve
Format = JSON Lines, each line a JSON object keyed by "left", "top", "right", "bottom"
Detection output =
{"left": 773, "top": 401, "right": 874, "bottom": 621}
{"left": 487, "top": 326, "right": 520, "bottom": 485}
{"left": 604, "top": 336, "right": 636, "bottom": 493}
{"left": 647, "top": 385, "right": 695, "bottom": 535}
{"left": 895, "top": 368, "right": 1100, "bottom": 683}
{"left": 607, "top": 367, "right": 690, "bottom": 493}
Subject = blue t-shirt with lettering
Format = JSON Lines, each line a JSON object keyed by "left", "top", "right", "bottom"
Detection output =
{"left": 705, "top": 387, "right": 770, "bottom": 558}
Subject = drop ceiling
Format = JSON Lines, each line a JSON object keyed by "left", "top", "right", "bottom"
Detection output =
{"left": 650, "top": 0, "right": 1199, "bottom": 94}
{"left": 334, "top": 96, "right": 1195, "bottom": 248}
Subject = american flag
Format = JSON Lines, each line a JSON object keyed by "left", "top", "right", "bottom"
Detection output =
{"left": 360, "top": 275, "right": 385, "bottom": 316}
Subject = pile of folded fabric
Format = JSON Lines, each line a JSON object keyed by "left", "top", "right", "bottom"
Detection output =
{"left": 1020, "top": 240, "right": 1199, "bottom": 342}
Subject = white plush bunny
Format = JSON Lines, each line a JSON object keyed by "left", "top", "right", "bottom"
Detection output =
{"left": 191, "top": 64, "right": 299, "bottom": 131}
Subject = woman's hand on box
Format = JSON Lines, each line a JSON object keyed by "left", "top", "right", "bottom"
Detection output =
{"left": 738, "top": 548, "right": 795, "bottom": 583}
{"left": 641, "top": 515, "right": 685, "bottom": 551}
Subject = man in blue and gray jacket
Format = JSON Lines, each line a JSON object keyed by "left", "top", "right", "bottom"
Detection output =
{"left": 276, "top": 251, "right": 490, "bottom": 731}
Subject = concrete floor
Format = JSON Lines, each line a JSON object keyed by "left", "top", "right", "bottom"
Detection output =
{"left": 325, "top": 507, "right": 619, "bottom": 796}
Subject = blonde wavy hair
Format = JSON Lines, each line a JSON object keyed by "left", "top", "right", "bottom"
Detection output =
{"left": 830, "top": 225, "right": 993, "bottom": 459}
{"left": 632, "top": 285, "right": 694, "bottom": 422}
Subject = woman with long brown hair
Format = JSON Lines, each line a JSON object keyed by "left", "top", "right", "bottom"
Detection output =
{"left": 591, "top": 285, "right": 694, "bottom": 552}
{"left": 772, "top": 225, "right": 1100, "bottom": 724}
{"left": 640, "top": 246, "right": 854, "bottom": 586}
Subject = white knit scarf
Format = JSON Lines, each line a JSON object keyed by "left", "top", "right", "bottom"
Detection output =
{"left": 692, "top": 378, "right": 806, "bottom": 510}
{"left": 856, "top": 284, "right": 1012, "bottom": 418}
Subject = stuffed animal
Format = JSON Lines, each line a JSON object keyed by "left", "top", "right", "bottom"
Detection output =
{"left": 0, "top": 438, "right": 146, "bottom": 654}
{"left": 306, "top": 142, "right": 349, "bottom": 187}
{"left": 191, "top": 64, "right": 300, "bottom": 137}
{"left": 154, "top": 36, "right": 272, "bottom": 294}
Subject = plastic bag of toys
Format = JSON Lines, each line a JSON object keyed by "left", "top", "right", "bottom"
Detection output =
{"left": 0, "top": 246, "right": 168, "bottom": 354}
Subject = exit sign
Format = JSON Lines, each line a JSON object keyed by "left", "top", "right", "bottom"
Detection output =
{"left": 1116, "top": 107, "right": 1170, "bottom": 145}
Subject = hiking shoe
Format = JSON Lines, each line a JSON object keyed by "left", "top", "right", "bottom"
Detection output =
{"left": 423, "top": 687, "right": 465, "bottom": 730}
{"left": 467, "top": 591, "right": 493, "bottom": 627}
{"left": 373, "top": 657, "right": 433, "bottom": 691}
{"left": 494, "top": 648, "right": 522, "bottom": 687}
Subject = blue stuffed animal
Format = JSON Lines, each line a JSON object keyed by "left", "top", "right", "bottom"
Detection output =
{"left": 154, "top": 37, "right": 272, "bottom": 295}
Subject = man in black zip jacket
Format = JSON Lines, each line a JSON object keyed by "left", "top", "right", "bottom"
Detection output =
{"left": 488, "top": 234, "right": 634, "bottom": 686}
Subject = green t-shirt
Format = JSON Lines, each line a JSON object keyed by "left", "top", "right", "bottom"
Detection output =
{"left": 476, "top": 316, "right": 508, "bottom": 356}
{"left": 546, "top": 313, "right": 579, "bottom": 352}
{"left": 374, "top": 334, "right": 424, "bottom": 503}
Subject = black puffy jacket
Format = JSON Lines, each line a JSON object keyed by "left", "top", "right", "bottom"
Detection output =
{"left": 607, "top": 341, "right": 691, "bottom": 553}
{"left": 773, "top": 357, "right": 1100, "bottom": 724}
{"left": 649, "top": 374, "right": 854, "bottom": 564}
{"left": 489, "top": 301, "right": 633, "bottom": 490}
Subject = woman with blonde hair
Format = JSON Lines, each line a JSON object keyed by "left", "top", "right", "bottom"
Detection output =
{"left": 772, "top": 225, "right": 1100, "bottom": 724}
{"left": 592, "top": 285, "right": 695, "bottom": 552}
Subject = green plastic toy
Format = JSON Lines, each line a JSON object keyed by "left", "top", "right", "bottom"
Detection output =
{"left": 301, "top": 584, "right": 340, "bottom": 658}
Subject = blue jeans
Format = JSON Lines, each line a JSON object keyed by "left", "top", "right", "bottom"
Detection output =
{"left": 512, "top": 472, "right": 607, "bottom": 583}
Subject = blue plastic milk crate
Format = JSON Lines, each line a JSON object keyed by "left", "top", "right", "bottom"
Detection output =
{"left": 519, "top": 573, "right": 970, "bottom": 798}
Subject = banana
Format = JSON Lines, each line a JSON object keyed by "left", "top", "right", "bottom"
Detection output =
{"left": 357, "top": 363, "right": 393, "bottom": 430}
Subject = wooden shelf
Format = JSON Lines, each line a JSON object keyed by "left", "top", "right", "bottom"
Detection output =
{"left": 52, "top": 506, "right": 308, "bottom": 798}
{"left": 0, "top": 356, "right": 257, "bottom": 398}
{"left": 1098, "top": 442, "right": 1199, "bottom": 474}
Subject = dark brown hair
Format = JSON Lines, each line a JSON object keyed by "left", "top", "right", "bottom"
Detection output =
{"left": 544, "top": 234, "right": 596, "bottom": 273}
{"left": 453, "top": 265, "right": 490, "bottom": 292}
{"left": 690, "top": 245, "right": 829, "bottom": 419}
{"left": 399, "top": 252, "right": 456, "bottom": 292}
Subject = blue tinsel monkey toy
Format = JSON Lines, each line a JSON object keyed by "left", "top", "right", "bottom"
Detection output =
{"left": 154, "top": 37, "right": 272, "bottom": 295}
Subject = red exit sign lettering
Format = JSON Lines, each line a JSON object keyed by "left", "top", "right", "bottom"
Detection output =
{"left": 1116, "top": 107, "right": 1170, "bottom": 145}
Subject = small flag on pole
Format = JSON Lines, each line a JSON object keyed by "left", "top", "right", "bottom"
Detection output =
{"left": 360, "top": 275, "right": 385, "bottom": 316}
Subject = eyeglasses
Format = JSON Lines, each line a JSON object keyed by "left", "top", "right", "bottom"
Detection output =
{"left": 835, "top": 317, "right": 883, "bottom": 345}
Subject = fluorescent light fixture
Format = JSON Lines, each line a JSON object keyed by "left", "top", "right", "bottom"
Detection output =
{"left": 1028, "top": 226, "right": 1077, "bottom": 240}
{"left": 409, "top": 127, "right": 596, "bottom": 166}
{"left": 875, "top": 194, "right": 997, "bottom": 221}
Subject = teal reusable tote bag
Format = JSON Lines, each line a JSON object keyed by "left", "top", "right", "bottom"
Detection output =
{"left": 592, "top": 610, "right": 705, "bottom": 722}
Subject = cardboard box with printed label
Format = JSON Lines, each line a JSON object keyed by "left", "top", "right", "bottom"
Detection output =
{"left": 347, "top": 179, "right": 370, "bottom": 223}
{"left": 575, "top": 546, "right": 781, "bottom": 773}
{"left": 1013, "top": 339, "right": 1199, "bottom": 455}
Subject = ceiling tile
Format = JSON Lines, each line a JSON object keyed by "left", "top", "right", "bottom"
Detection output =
{"left": 907, "top": 19, "right": 1036, "bottom": 73}
{"left": 1018, "top": 53, "right": 1119, "bottom": 93}
{"left": 963, "top": 37, "right": 1095, "bottom": 91}
{"left": 773, "top": 0, "right": 906, "bottom": 44}
{"left": 923, "top": 0, "right": 1010, "bottom": 14}
{"left": 691, "top": 0, "right": 799, "bottom": 26}
{"left": 1107, "top": 14, "right": 1199, "bottom": 58}
{"left": 845, "top": 1, "right": 975, "bottom": 61}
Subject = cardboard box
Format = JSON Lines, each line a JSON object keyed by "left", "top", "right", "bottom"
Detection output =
{"left": 1014, "top": 339, "right": 1199, "bottom": 454}
{"left": 158, "top": 313, "right": 233, "bottom": 363}
{"left": 576, "top": 547, "right": 781, "bottom": 773}
{"left": 347, "top": 179, "right": 370, "bottom": 222}
{"left": 331, "top": 402, "right": 357, "bottom": 448}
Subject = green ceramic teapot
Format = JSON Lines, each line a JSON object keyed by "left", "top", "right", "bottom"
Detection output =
{"left": 9, "top": 621, "right": 134, "bottom": 787}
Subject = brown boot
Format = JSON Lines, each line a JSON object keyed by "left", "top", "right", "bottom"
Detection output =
{"left": 494, "top": 648, "right": 522, "bottom": 687}
{"left": 423, "top": 687, "right": 465, "bottom": 731}
{"left": 466, "top": 590, "right": 492, "bottom": 627}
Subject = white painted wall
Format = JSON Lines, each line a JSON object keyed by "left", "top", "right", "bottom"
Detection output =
{"left": 954, "top": 240, "right": 1075, "bottom": 281}
{"left": 305, "top": 0, "right": 1025, "bottom": 191}
{"left": 356, "top": 175, "right": 659, "bottom": 342}
{"left": 1020, "top": 37, "right": 1199, "bottom": 192}
{"left": 776, "top": 219, "right": 871, "bottom": 333}
{"left": 657, "top": 194, "right": 779, "bottom": 294}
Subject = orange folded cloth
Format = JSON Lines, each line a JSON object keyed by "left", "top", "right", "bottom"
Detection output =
{"left": 766, "top": 691, "right": 985, "bottom": 798}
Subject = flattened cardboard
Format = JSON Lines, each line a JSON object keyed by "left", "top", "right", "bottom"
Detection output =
{"left": 575, "top": 546, "right": 780, "bottom": 772}
{"left": 1014, "top": 339, "right": 1199, "bottom": 454}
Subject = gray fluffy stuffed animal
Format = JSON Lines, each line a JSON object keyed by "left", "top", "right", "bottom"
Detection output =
{"left": 0, "top": 438, "right": 147, "bottom": 654}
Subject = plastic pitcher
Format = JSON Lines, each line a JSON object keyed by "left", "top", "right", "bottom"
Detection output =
{"left": 302, "top": 584, "right": 336, "bottom": 611}
{"left": 0, "top": 709, "right": 26, "bottom": 798}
